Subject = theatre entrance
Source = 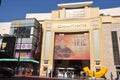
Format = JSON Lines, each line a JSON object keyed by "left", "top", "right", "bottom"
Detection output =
{"left": 53, "top": 60, "right": 90, "bottom": 77}
{"left": 53, "top": 32, "right": 90, "bottom": 77}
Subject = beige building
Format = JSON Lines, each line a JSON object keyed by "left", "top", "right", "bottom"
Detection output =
{"left": 26, "top": 1, "right": 120, "bottom": 79}
{"left": 0, "top": 22, "right": 11, "bottom": 35}
{"left": 26, "top": 1, "right": 119, "bottom": 79}
{"left": 102, "top": 23, "right": 120, "bottom": 79}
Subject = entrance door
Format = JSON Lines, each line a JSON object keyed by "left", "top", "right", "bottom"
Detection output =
{"left": 53, "top": 32, "right": 90, "bottom": 77}
{"left": 54, "top": 60, "right": 90, "bottom": 77}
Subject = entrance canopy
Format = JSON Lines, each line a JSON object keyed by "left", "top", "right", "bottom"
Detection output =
{"left": 0, "top": 58, "right": 39, "bottom": 63}
{"left": 56, "top": 67, "right": 75, "bottom": 70}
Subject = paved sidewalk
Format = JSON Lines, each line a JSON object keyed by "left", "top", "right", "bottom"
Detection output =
{"left": 0, "top": 76, "right": 109, "bottom": 80}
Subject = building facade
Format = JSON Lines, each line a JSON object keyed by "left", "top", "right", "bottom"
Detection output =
{"left": 0, "top": 18, "right": 42, "bottom": 75}
{"left": 102, "top": 23, "right": 120, "bottom": 79}
{"left": 10, "top": 18, "right": 42, "bottom": 75}
{"left": 0, "top": 22, "right": 11, "bottom": 35}
{"left": 26, "top": 1, "right": 120, "bottom": 79}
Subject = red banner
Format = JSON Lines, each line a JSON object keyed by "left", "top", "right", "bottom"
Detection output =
{"left": 54, "top": 32, "right": 90, "bottom": 60}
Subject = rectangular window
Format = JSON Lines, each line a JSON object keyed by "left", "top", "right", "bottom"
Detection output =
{"left": 44, "top": 31, "right": 51, "bottom": 60}
{"left": 14, "top": 27, "right": 31, "bottom": 38}
{"left": 93, "top": 30, "right": 100, "bottom": 59}
{"left": 66, "top": 9, "right": 85, "bottom": 18}
{"left": 111, "top": 31, "right": 120, "bottom": 65}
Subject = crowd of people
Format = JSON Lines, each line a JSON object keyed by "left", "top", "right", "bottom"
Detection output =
{"left": 63, "top": 70, "right": 74, "bottom": 78}
{"left": 15, "top": 67, "right": 33, "bottom": 76}
{"left": 46, "top": 69, "right": 74, "bottom": 79}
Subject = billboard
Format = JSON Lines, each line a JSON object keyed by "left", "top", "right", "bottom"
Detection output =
{"left": 0, "top": 36, "right": 16, "bottom": 58}
{"left": 54, "top": 32, "right": 90, "bottom": 60}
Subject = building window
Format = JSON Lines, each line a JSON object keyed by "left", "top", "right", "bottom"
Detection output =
{"left": 93, "top": 30, "right": 100, "bottom": 59}
{"left": 44, "top": 31, "right": 51, "bottom": 60}
{"left": 111, "top": 31, "right": 120, "bottom": 65}
{"left": 46, "top": 23, "right": 51, "bottom": 28}
{"left": 92, "top": 20, "right": 99, "bottom": 26}
{"left": 14, "top": 27, "right": 31, "bottom": 38}
{"left": 66, "top": 9, "right": 85, "bottom": 18}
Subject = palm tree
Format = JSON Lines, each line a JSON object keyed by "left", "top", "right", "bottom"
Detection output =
{"left": 0, "top": 0, "right": 1, "bottom": 6}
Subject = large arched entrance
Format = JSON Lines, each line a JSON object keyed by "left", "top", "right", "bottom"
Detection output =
{"left": 53, "top": 31, "right": 90, "bottom": 78}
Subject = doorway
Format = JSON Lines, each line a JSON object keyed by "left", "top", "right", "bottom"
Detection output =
{"left": 54, "top": 60, "right": 90, "bottom": 77}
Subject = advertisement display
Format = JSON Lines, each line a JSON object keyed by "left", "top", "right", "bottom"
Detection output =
{"left": 54, "top": 32, "right": 90, "bottom": 60}
{"left": 0, "top": 36, "right": 16, "bottom": 58}
{"left": 14, "top": 52, "right": 32, "bottom": 58}
{"left": 0, "top": 38, "right": 2, "bottom": 50}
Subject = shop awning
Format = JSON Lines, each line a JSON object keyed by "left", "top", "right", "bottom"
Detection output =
{"left": 0, "top": 58, "right": 39, "bottom": 64}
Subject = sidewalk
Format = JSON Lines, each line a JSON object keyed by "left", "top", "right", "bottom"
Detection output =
{"left": 0, "top": 75, "right": 110, "bottom": 80}
{"left": 13, "top": 75, "right": 109, "bottom": 80}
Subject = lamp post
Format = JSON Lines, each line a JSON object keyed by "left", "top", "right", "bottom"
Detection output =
{"left": 16, "top": 36, "right": 22, "bottom": 75}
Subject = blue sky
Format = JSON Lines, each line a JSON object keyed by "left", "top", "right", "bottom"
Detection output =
{"left": 0, "top": 0, "right": 120, "bottom": 22}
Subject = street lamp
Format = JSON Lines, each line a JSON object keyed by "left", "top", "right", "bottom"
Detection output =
{"left": 16, "top": 35, "right": 22, "bottom": 75}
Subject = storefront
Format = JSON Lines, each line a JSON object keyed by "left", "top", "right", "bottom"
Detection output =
{"left": 0, "top": 18, "right": 43, "bottom": 76}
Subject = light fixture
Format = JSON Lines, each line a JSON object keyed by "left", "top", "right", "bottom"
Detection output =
{"left": 95, "top": 60, "right": 100, "bottom": 65}
{"left": 44, "top": 60, "right": 49, "bottom": 64}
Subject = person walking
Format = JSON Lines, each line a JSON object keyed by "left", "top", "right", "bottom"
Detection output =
{"left": 118, "top": 73, "right": 120, "bottom": 80}
{"left": 110, "top": 72, "right": 114, "bottom": 80}
{"left": 86, "top": 71, "right": 89, "bottom": 80}
{"left": 64, "top": 71, "right": 67, "bottom": 78}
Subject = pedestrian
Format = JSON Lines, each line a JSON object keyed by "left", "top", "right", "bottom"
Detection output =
{"left": 110, "top": 72, "right": 114, "bottom": 80}
{"left": 80, "top": 70, "right": 85, "bottom": 79}
{"left": 22, "top": 68, "right": 26, "bottom": 75}
{"left": 69, "top": 71, "right": 73, "bottom": 78}
{"left": 67, "top": 71, "right": 71, "bottom": 78}
{"left": 49, "top": 70, "right": 51, "bottom": 77}
{"left": 118, "top": 73, "right": 120, "bottom": 80}
{"left": 92, "top": 71, "right": 96, "bottom": 80}
{"left": 46, "top": 69, "right": 50, "bottom": 77}
{"left": 63, "top": 70, "right": 65, "bottom": 78}
{"left": 64, "top": 71, "right": 67, "bottom": 78}
{"left": 86, "top": 71, "right": 89, "bottom": 80}
{"left": 52, "top": 70, "right": 55, "bottom": 77}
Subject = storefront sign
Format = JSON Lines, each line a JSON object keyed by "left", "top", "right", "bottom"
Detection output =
{"left": 53, "top": 23, "right": 89, "bottom": 29}
{"left": 16, "top": 44, "right": 32, "bottom": 50}
{"left": 11, "top": 19, "right": 36, "bottom": 27}
{"left": 14, "top": 52, "right": 32, "bottom": 58}
{"left": 0, "top": 39, "right": 3, "bottom": 50}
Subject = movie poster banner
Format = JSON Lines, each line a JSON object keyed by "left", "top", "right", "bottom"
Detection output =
{"left": 54, "top": 32, "right": 90, "bottom": 60}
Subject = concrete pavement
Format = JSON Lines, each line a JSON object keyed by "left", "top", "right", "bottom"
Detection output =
{"left": 0, "top": 76, "right": 108, "bottom": 80}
